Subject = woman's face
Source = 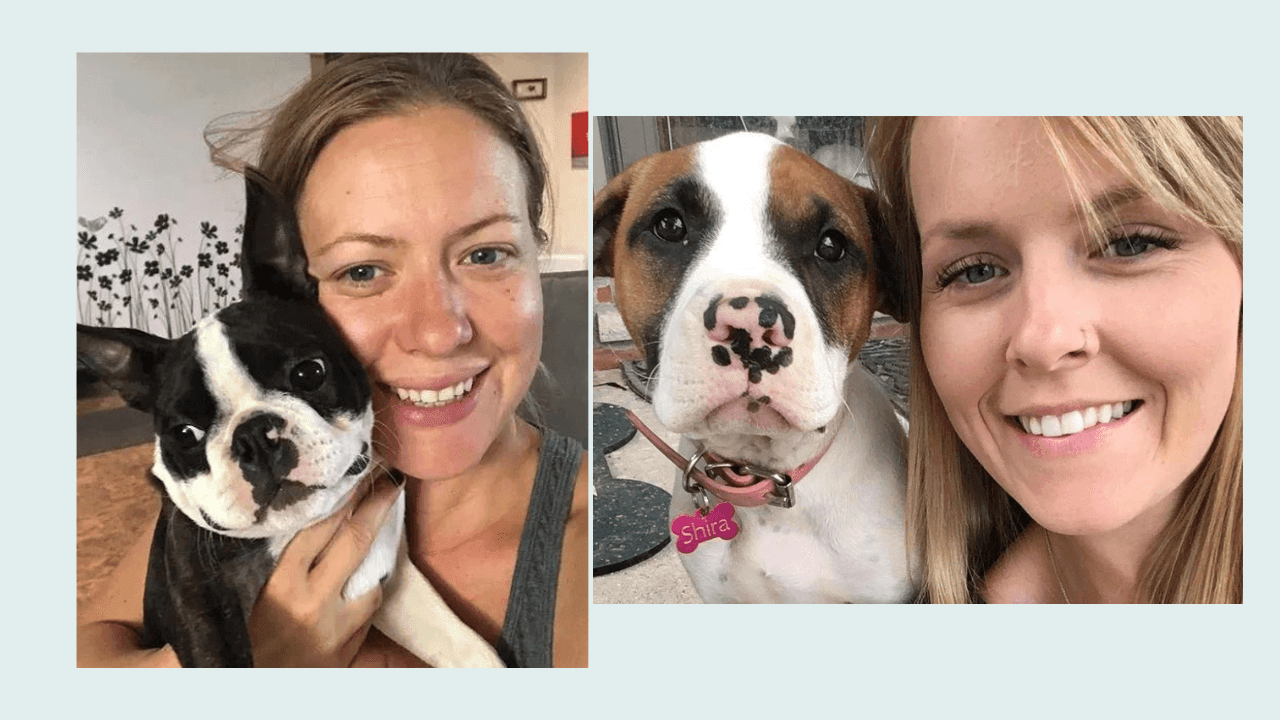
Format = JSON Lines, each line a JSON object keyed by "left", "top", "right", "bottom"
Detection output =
{"left": 910, "top": 117, "right": 1240, "bottom": 536}
{"left": 298, "top": 106, "right": 543, "bottom": 481}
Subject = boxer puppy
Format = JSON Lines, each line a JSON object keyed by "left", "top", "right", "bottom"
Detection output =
{"left": 595, "top": 132, "right": 918, "bottom": 603}
{"left": 77, "top": 172, "right": 503, "bottom": 666}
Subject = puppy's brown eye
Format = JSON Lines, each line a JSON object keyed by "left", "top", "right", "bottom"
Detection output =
{"left": 291, "top": 358, "right": 327, "bottom": 392}
{"left": 174, "top": 424, "right": 206, "bottom": 450}
{"left": 653, "top": 209, "right": 687, "bottom": 243}
{"left": 815, "top": 230, "right": 847, "bottom": 262}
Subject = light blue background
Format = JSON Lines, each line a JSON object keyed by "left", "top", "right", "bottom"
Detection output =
{"left": 13, "top": 0, "right": 1270, "bottom": 714}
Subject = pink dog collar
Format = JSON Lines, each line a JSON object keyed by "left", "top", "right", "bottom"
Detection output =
{"left": 624, "top": 409, "right": 832, "bottom": 509}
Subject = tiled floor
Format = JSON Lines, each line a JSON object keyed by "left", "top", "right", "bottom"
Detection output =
{"left": 591, "top": 337, "right": 911, "bottom": 604}
{"left": 592, "top": 368, "right": 700, "bottom": 604}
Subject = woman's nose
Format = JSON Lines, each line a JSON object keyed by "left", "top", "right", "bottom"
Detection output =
{"left": 393, "top": 269, "right": 474, "bottom": 355}
{"left": 1005, "top": 268, "right": 1097, "bottom": 373}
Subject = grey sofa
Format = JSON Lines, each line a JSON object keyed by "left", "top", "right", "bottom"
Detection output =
{"left": 529, "top": 270, "right": 589, "bottom": 448}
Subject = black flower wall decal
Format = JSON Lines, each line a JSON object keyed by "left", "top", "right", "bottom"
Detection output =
{"left": 77, "top": 208, "right": 243, "bottom": 334}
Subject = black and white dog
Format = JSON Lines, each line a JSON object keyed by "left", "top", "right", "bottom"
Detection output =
{"left": 78, "top": 172, "right": 502, "bottom": 666}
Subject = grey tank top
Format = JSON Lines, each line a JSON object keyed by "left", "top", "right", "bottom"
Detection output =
{"left": 495, "top": 427, "right": 582, "bottom": 668}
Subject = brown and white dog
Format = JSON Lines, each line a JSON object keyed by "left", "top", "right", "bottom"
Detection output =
{"left": 595, "top": 132, "right": 918, "bottom": 603}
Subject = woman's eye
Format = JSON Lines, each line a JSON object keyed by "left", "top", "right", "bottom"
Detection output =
{"left": 1101, "top": 235, "right": 1154, "bottom": 258}
{"left": 1095, "top": 229, "right": 1181, "bottom": 261}
{"left": 466, "top": 247, "right": 506, "bottom": 265}
{"left": 342, "top": 265, "right": 380, "bottom": 284}
{"left": 936, "top": 257, "right": 1006, "bottom": 289}
{"left": 961, "top": 263, "right": 998, "bottom": 284}
{"left": 652, "top": 209, "right": 686, "bottom": 243}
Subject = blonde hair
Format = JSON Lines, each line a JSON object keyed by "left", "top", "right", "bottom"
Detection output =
{"left": 866, "top": 117, "right": 1243, "bottom": 603}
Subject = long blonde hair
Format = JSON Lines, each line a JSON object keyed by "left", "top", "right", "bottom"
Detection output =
{"left": 866, "top": 117, "right": 1243, "bottom": 603}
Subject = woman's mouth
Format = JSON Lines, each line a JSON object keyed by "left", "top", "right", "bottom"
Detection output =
{"left": 1013, "top": 400, "right": 1143, "bottom": 438}
{"left": 389, "top": 375, "right": 476, "bottom": 408}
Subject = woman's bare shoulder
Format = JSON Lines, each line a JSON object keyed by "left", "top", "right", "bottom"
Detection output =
{"left": 980, "top": 524, "right": 1060, "bottom": 604}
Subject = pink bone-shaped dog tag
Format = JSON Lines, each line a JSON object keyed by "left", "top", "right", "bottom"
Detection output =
{"left": 670, "top": 502, "right": 739, "bottom": 553}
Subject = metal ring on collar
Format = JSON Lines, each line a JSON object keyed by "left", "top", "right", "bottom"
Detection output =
{"left": 683, "top": 448, "right": 709, "bottom": 495}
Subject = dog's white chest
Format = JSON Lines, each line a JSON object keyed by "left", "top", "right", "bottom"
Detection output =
{"left": 670, "top": 368, "right": 917, "bottom": 604}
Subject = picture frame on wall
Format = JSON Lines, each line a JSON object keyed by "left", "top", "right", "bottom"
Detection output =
{"left": 512, "top": 78, "right": 547, "bottom": 100}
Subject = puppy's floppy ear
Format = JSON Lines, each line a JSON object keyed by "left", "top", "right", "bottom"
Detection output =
{"left": 592, "top": 168, "right": 634, "bottom": 278}
{"left": 77, "top": 324, "right": 171, "bottom": 413}
{"left": 240, "top": 166, "right": 317, "bottom": 302}
{"left": 861, "top": 187, "right": 908, "bottom": 323}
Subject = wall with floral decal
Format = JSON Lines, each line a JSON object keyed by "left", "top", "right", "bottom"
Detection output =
{"left": 76, "top": 209, "right": 242, "bottom": 337}
{"left": 77, "top": 53, "right": 310, "bottom": 337}
{"left": 77, "top": 53, "right": 589, "bottom": 338}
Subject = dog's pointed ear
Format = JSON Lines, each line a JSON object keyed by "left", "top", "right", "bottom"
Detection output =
{"left": 240, "top": 167, "right": 317, "bottom": 302}
{"left": 77, "top": 324, "right": 171, "bottom": 413}
{"left": 861, "top": 187, "right": 908, "bottom": 324}
{"left": 593, "top": 167, "right": 635, "bottom": 278}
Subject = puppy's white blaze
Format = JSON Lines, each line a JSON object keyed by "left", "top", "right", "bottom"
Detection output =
{"left": 696, "top": 133, "right": 779, "bottom": 267}
{"left": 650, "top": 133, "right": 847, "bottom": 451}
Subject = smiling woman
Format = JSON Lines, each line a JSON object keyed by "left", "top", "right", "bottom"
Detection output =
{"left": 867, "top": 116, "right": 1243, "bottom": 604}
{"left": 235, "top": 54, "right": 589, "bottom": 664}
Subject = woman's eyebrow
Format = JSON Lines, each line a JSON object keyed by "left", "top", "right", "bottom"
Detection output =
{"left": 313, "top": 232, "right": 403, "bottom": 257}
{"left": 1085, "top": 184, "right": 1147, "bottom": 215}
{"left": 445, "top": 212, "right": 522, "bottom": 241}
{"left": 925, "top": 220, "right": 1000, "bottom": 242}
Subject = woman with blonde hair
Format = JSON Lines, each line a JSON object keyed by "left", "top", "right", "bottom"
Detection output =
{"left": 866, "top": 117, "right": 1242, "bottom": 603}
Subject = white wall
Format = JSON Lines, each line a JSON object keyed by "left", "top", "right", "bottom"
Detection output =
{"left": 76, "top": 52, "right": 588, "bottom": 336}
{"left": 483, "top": 53, "right": 589, "bottom": 272}
{"left": 76, "top": 53, "right": 310, "bottom": 334}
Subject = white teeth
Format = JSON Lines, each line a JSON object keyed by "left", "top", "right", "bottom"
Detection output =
{"left": 391, "top": 376, "right": 475, "bottom": 408}
{"left": 1041, "top": 415, "right": 1063, "bottom": 438}
{"left": 1017, "top": 401, "right": 1138, "bottom": 438}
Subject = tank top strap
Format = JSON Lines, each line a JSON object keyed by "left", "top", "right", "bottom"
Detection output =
{"left": 496, "top": 427, "right": 582, "bottom": 668}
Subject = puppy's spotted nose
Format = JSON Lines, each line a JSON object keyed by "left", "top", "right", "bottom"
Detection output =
{"left": 704, "top": 293, "right": 796, "bottom": 384}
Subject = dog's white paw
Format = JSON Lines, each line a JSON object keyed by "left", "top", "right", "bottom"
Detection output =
{"left": 341, "top": 491, "right": 405, "bottom": 600}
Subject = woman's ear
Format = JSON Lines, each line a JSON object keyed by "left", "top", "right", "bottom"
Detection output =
{"left": 239, "top": 167, "right": 317, "bottom": 303}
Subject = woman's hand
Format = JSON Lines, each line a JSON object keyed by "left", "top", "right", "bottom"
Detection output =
{"left": 247, "top": 471, "right": 403, "bottom": 667}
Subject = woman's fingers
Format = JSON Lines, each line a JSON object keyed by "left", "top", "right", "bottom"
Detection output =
{"left": 278, "top": 478, "right": 373, "bottom": 573}
{"left": 311, "top": 472, "right": 403, "bottom": 592}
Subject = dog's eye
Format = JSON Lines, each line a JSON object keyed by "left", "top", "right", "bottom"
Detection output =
{"left": 291, "top": 358, "right": 327, "bottom": 392}
{"left": 652, "top": 209, "right": 687, "bottom": 243}
{"left": 173, "top": 424, "right": 206, "bottom": 450}
{"left": 815, "top": 230, "right": 847, "bottom": 262}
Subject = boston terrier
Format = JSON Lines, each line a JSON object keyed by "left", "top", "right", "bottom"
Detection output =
{"left": 77, "top": 171, "right": 503, "bottom": 666}
{"left": 595, "top": 132, "right": 920, "bottom": 603}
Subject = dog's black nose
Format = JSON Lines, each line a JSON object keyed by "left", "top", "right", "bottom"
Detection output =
{"left": 232, "top": 413, "right": 299, "bottom": 492}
